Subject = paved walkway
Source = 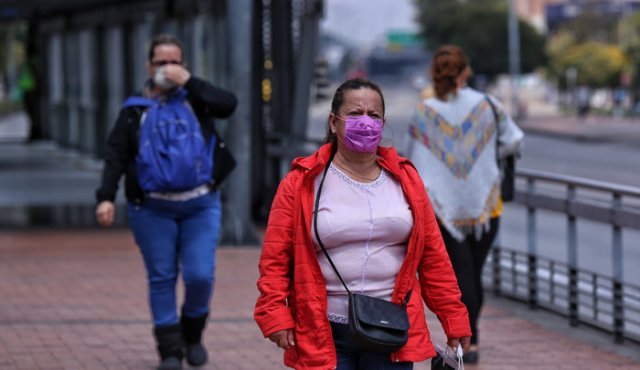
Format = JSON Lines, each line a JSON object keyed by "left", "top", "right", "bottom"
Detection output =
{"left": 1, "top": 229, "right": 639, "bottom": 370}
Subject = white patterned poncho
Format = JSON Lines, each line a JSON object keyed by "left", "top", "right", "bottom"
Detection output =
{"left": 407, "top": 87, "right": 524, "bottom": 241}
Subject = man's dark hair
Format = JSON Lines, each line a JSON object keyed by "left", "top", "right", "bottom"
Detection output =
{"left": 148, "top": 33, "right": 183, "bottom": 62}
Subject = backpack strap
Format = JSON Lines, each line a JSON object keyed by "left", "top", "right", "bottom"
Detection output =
{"left": 122, "top": 96, "right": 156, "bottom": 129}
{"left": 122, "top": 96, "right": 155, "bottom": 109}
{"left": 485, "top": 95, "right": 500, "bottom": 164}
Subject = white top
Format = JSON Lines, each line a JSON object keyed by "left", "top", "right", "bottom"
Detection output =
{"left": 312, "top": 163, "right": 413, "bottom": 323}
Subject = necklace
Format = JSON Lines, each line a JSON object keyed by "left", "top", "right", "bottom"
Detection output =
{"left": 332, "top": 158, "right": 381, "bottom": 182}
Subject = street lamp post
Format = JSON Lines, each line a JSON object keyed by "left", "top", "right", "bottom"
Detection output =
{"left": 508, "top": 0, "right": 521, "bottom": 119}
{"left": 566, "top": 67, "right": 577, "bottom": 109}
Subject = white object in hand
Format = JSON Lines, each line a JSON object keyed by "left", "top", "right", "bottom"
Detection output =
{"left": 434, "top": 343, "right": 465, "bottom": 370}
{"left": 154, "top": 66, "right": 177, "bottom": 89}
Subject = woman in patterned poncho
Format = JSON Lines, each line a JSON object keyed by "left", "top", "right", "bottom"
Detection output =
{"left": 407, "top": 45, "right": 524, "bottom": 364}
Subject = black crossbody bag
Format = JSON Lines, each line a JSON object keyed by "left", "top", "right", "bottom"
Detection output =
{"left": 313, "top": 151, "right": 410, "bottom": 354}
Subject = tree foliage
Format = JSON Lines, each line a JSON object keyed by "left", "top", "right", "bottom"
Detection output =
{"left": 550, "top": 41, "right": 627, "bottom": 88}
{"left": 413, "top": 0, "right": 546, "bottom": 80}
{"left": 545, "top": 8, "right": 632, "bottom": 91}
{"left": 618, "top": 12, "right": 640, "bottom": 92}
{"left": 0, "top": 22, "right": 28, "bottom": 100}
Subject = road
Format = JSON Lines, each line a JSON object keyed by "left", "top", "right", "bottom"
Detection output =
{"left": 519, "top": 135, "right": 640, "bottom": 188}
{"left": 308, "top": 85, "right": 640, "bottom": 285}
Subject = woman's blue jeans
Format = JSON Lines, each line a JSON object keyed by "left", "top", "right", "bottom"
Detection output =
{"left": 331, "top": 322, "right": 413, "bottom": 370}
{"left": 127, "top": 192, "right": 221, "bottom": 326}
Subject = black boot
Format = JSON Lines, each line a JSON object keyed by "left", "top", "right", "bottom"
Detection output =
{"left": 154, "top": 324, "right": 183, "bottom": 370}
{"left": 181, "top": 313, "right": 209, "bottom": 367}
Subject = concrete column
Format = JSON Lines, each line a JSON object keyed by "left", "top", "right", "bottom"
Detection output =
{"left": 224, "top": 0, "right": 259, "bottom": 245}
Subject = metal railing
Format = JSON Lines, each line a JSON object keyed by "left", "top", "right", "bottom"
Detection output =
{"left": 485, "top": 168, "right": 640, "bottom": 343}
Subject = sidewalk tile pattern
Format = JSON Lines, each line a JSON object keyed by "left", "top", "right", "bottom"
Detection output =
{"left": 1, "top": 230, "right": 639, "bottom": 369}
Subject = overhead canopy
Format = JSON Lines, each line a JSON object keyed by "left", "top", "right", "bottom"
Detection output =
{"left": 0, "top": 0, "right": 208, "bottom": 20}
{"left": 0, "top": 0, "right": 133, "bottom": 18}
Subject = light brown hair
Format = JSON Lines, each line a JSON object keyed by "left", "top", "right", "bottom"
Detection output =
{"left": 430, "top": 45, "right": 471, "bottom": 100}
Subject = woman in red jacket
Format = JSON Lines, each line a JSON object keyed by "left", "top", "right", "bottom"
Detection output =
{"left": 254, "top": 78, "right": 471, "bottom": 370}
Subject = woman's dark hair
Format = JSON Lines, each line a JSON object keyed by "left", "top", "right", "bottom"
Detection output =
{"left": 148, "top": 33, "right": 183, "bottom": 62}
{"left": 430, "top": 45, "right": 470, "bottom": 100}
{"left": 325, "top": 78, "right": 385, "bottom": 144}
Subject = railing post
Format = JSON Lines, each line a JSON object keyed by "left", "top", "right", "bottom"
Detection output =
{"left": 567, "top": 185, "right": 578, "bottom": 326}
{"left": 527, "top": 178, "right": 538, "bottom": 308}
{"left": 496, "top": 168, "right": 640, "bottom": 343}
{"left": 611, "top": 193, "right": 624, "bottom": 343}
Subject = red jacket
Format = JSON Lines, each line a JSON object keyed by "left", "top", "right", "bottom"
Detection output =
{"left": 254, "top": 144, "right": 471, "bottom": 369}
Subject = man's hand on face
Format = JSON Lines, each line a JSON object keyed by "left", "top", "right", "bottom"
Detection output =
{"left": 163, "top": 64, "right": 191, "bottom": 86}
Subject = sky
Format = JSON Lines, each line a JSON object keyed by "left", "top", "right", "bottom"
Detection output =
{"left": 320, "top": 0, "right": 419, "bottom": 47}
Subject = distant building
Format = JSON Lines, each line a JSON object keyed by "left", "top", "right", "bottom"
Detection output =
{"left": 516, "top": 0, "right": 564, "bottom": 33}
{"left": 515, "top": 0, "right": 640, "bottom": 34}
{"left": 545, "top": 0, "right": 640, "bottom": 34}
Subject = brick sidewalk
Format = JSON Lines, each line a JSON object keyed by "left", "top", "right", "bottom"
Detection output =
{"left": 1, "top": 229, "right": 639, "bottom": 370}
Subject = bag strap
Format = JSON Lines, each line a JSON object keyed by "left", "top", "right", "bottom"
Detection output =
{"left": 312, "top": 151, "right": 411, "bottom": 305}
{"left": 122, "top": 96, "right": 155, "bottom": 109}
{"left": 485, "top": 95, "right": 501, "bottom": 166}
{"left": 313, "top": 150, "right": 352, "bottom": 295}
{"left": 123, "top": 96, "right": 155, "bottom": 130}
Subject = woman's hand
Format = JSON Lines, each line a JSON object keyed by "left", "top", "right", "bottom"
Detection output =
{"left": 447, "top": 336, "right": 470, "bottom": 352}
{"left": 163, "top": 64, "right": 191, "bottom": 86}
{"left": 96, "top": 201, "right": 115, "bottom": 227}
{"left": 268, "top": 329, "right": 295, "bottom": 350}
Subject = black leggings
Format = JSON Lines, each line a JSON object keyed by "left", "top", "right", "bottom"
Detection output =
{"left": 439, "top": 217, "right": 499, "bottom": 345}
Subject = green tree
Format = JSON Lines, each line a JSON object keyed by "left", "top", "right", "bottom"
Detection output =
{"left": 545, "top": 30, "right": 576, "bottom": 89}
{"left": 546, "top": 6, "right": 630, "bottom": 92}
{"left": 414, "top": 0, "right": 546, "bottom": 80}
{"left": 618, "top": 12, "right": 640, "bottom": 100}
{"left": 551, "top": 42, "right": 627, "bottom": 88}
{"left": 0, "top": 21, "right": 27, "bottom": 101}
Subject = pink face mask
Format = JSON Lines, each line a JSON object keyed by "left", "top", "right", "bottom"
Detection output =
{"left": 336, "top": 115, "right": 383, "bottom": 153}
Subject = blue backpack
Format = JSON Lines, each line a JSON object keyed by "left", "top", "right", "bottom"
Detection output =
{"left": 123, "top": 88, "right": 215, "bottom": 192}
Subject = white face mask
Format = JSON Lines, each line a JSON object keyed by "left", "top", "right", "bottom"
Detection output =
{"left": 153, "top": 66, "right": 177, "bottom": 90}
